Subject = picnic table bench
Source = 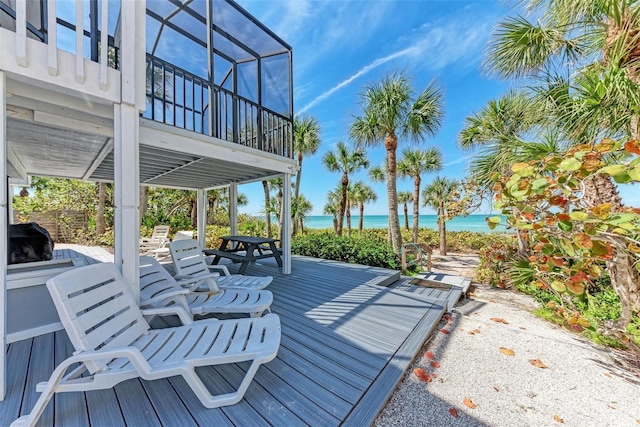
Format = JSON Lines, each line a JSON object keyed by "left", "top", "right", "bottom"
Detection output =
{"left": 204, "top": 235, "right": 283, "bottom": 274}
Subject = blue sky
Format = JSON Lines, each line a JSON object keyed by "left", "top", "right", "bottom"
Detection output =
{"left": 233, "top": 0, "right": 639, "bottom": 216}
{"left": 236, "top": 0, "right": 515, "bottom": 216}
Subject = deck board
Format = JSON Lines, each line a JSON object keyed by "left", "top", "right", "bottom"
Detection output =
{"left": 2, "top": 245, "right": 464, "bottom": 426}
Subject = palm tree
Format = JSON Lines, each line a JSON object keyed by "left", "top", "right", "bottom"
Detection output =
{"left": 397, "top": 147, "right": 442, "bottom": 243}
{"left": 350, "top": 71, "right": 444, "bottom": 255}
{"left": 322, "top": 141, "right": 369, "bottom": 236}
{"left": 293, "top": 115, "right": 321, "bottom": 234}
{"left": 261, "top": 180, "right": 271, "bottom": 238}
{"left": 487, "top": 0, "right": 640, "bottom": 325}
{"left": 350, "top": 181, "right": 377, "bottom": 231}
{"left": 422, "top": 177, "right": 459, "bottom": 256}
{"left": 324, "top": 188, "right": 341, "bottom": 233}
{"left": 397, "top": 191, "right": 412, "bottom": 231}
{"left": 292, "top": 195, "right": 313, "bottom": 235}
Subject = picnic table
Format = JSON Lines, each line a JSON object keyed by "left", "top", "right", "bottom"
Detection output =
{"left": 204, "top": 235, "right": 282, "bottom": 274}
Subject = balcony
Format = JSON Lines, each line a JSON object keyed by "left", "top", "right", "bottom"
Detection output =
{"left": 0, "top": 0, "right": 293, "bottom": 159}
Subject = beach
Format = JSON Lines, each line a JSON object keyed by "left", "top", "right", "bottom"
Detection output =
{"left": 304, "top": 215, "right": 505, "bottom": 232}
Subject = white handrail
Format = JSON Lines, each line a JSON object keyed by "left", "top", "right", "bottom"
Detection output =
{"left": 75, "top": 0, "right": 84, "bottom": 83}
{"left": 99, "top": 0, "right": 108, "bottom": 90}
{"left": 47, "top": 0, "right": 58, "bottom": 75}
{"left": 16, "top": 0, "right": 27, "bottom": 66}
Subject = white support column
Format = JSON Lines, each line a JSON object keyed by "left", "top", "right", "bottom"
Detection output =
{"left": 113, "top": 0, "right": 142, "bottom": 301}
{"left": 113, "top": 104, "right": 139, "bottom": 301}
{"left": 281, "top": 173, "right": 292, "bottom": 274}
{"left": 0, "top": 72, "right": 8, "bottom": 400}
{"left": 229, "top": 183, "right": 238, "bottom": 236}
{"left": 197, "top": 189, "right": 207, "bottom": 247}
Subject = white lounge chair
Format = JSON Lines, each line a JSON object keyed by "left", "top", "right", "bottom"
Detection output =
{"left": 11, "top": 263, "right": 280, "bottom": 427}
{"left": 139, "top": 256, "right": 272, "bottom": 319}
{"left": 139, "top": 225, "right": 170, "bottom": 255}
{"left": 170, "top": 239, "right": 273, "bottom": 291}
{"left": 149, "top": 230, "right": 194, "bottom": 260}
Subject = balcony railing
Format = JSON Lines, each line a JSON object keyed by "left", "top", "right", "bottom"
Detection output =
{"left": 144, "top": 55, "right": 293, "bottom": 159}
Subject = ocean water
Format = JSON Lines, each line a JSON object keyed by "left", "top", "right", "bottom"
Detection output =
{"left": 304, "top": 214, "right": 505, "bottom": 233}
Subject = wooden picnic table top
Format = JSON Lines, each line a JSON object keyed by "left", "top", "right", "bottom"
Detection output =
{"left": 219, "top": 235, "right": 279, "bottom": 245}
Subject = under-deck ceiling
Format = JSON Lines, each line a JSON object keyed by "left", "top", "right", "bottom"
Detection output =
{"left": 6, "top": 118, "right": 281, "bottom": 189}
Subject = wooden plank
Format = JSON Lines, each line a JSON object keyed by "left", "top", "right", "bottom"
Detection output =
{"left": 342, "top": 303, "right": 445, "bottom": 427}
{"left": 21, "top": 334, "right": 54, "bottom": 424}
{"left": 54, "top": 332, "right": 89, "bottom": 426}
{"left": 140, "top": 378, "right": 197, "bottom": 426}
{"left": 220, "top": 362, "right": 308, "bottom": 426}
{"left": 85, "top": 389, "right": 126, "bottom": 427}
{"left": 114, "top": 380, "right": 162, "bottom": 426}
{"left": 0, "top": 340, "right": 32, "bottom": 426}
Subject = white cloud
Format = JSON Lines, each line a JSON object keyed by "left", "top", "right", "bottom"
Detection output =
{"left": 296, "top": 5, "right": 500, "bottom": 113}
{"left": 444, "top": 154, "right": 473, "bottom": 168}
{"left": 298, "top": 46, "right": 417, "bottom": 114}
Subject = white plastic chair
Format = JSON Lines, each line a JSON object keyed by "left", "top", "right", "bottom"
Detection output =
{"left": 170, "top": 239, "right": 273, "bottom": 291}
{"left": 149, "top": 230, "right": 194, "bottom": 260}
{"left": 139, "top": 225, "right": 170, "bottom": 254}
{"left": 11, "top": 263, "right": 280, "bottom": 427}
{"left": 139, "top": 256, "right": 272, "bottom": 319}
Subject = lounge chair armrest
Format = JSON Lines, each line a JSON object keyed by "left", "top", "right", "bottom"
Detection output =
{"left": 67, "top": 347, "right": 152, "bottom": 372}
{"left": 175, "top": 273, "right": 220, "bottom": 292}
{"left": 140, "top": 289, "right": 189, "bottom": 306}
{"left": 141, "top": 307, "right": 193, "bottom": 325}
{"left": 208, "top": 264, "right": 231, "bottom": 276}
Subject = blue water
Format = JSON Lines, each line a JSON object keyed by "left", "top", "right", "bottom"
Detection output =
{"left": 304, "top": 214, "right": 505, "bottom": 233}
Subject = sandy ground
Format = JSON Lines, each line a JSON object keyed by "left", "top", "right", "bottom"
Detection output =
{"left": 374, "top": 253, "right": 640, "bottom": 427}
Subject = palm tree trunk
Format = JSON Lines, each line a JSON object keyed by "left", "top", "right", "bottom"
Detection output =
{"left": 262, "top": 181, "right": 271, "bottom": 238}
{"left": 359, "top": 203, "right": 364, "bottom": 231}
{"left": 96, "top": 182, "right": 106, "bottom": 235}
{"left": 412, "top": 176, "right": 420, "bottom": 243}
{"left": 295, "top": 152, "right": 303, "bottom": 200}
{"left": 337, "top": 174, "right": 348, "bottom": 236}
{"left": 403, "top": 204, "right": 409, "bottom": 230}
{"left": 139, "top": 186, "right": 149, "bottom": 224}
{"left": 582, "top": 173, "right": 639, "bottom": 328}
{"left": 346, "top": 199, "right": 352, "bottom": 237}
{"left": 385, "top": 136, "right": 401, "bottom": 254}
{"left": 438, "top": 202, "right": 446, "bottom": 255}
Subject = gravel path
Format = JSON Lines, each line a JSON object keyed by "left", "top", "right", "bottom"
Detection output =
{"left": 374, "top": 254, "right": 640, "bottom": 427}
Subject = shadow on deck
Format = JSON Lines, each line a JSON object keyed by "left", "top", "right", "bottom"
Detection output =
{"left": 1, "top": 245, "right": 465, "bottom": 426}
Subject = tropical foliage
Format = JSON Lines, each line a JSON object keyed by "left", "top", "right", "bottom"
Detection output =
{"left": 322, "top": 141, "right": 369, "bottom": 236}
{"left": 422, "top": 176, "right": 460, "bottom": 255}
{"left": 350, "top": 71, "right": 444, "bottom": 254}
{"left": 398, "top": 147, "right": 442, "bottom": 242}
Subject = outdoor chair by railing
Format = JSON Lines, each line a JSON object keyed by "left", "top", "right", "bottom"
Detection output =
{"left": 139, "top": 225, "right": 170, "bottom": 254}
{"left": 401, "top": 242, "right": 433, "bottom": 274}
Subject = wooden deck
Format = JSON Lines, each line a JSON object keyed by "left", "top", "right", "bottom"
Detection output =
{"left": 1, "top": 246, "right": 453, "bottom": 427}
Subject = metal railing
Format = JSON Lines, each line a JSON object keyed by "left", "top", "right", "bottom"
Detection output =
{"left": 145, "top": 55, "right": 293, "bottom": 158}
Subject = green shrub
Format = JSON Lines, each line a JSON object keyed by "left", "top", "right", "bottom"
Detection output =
{"left": 292, "top": 232, "right": 400, "bottom": 269}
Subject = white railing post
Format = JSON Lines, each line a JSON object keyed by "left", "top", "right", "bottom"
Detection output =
{"left": 16, "top": 0, "right": 27, "bottom": 66}
{"left": 282, "top": 173, "right": 291, "bottom": 274}
{"left": 75, "top": 0, "right": 84, "bottom": 83}
{"left": 0, "top": 71, "right": 8, "bottom": 400}
{"left": 229, "top": 183, "right": 238, "bottom": 236}
{"left": 197, "top": 189, "right": 207, "bottom": 247}
{"left": 99, "top": 0, "right": 109, "bottom": 90}
{"left": 47, "top": 0, "right": 58, "bottom": 75}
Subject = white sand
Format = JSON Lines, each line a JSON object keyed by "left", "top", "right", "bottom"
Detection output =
{"left": 375, "top": 256, "right": 640, "bottom": 427}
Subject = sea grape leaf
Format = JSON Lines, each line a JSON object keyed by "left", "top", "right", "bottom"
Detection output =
{"left": 559, "top": 158, "right": 581, "bottom": 171}
{"left": 500, "top": 347, "right": 515, "bottom": 356}
{"left": 599, "top": 164, "right": 626, "bottom": 176}
{"left": 624, "top": 139, "right": 640, "bottom": 155}
{"left": 569, "top": 211, "right": 589, "bottom": 221}
{"left": 463, "top": 397, "right": 477, "bottom": 409}
{"left": 550, "top": 281, "right": 566, "bottom": 292}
